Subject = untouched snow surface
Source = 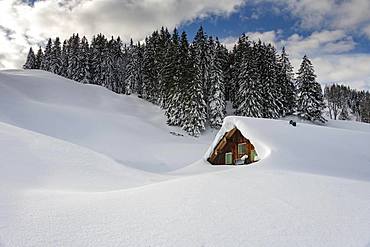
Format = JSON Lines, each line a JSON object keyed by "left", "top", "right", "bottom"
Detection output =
{"left": 1, "top": 70, "right": 370, "bottom": 247}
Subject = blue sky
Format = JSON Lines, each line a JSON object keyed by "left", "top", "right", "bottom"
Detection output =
{"left": 1, "top": 0, "right": 370, "bottom": 89}
{"left": 180, "top": 2, "right": 370, "bottom": 54}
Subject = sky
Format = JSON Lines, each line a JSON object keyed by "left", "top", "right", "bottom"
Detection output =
{"left": 0, "top": 0, "right": 370, "bottom": 90}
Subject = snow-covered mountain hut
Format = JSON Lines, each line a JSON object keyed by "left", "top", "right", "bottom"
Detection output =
{"left": 207, "top": 126, "right": 258, "bottom": 165}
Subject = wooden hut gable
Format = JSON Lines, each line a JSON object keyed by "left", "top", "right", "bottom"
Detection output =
{"left": 207, "top": 127, "right": 257, "bottom": 165}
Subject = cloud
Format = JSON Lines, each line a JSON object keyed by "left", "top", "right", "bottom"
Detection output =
{"left": 282, "top": 31, "right": 369, "bottom": 90}
{"left": 222, "top": 29, "right": 356, "bottom": 56}
{"left": 286, "top": 54, "right": 370, "bottom": 91}
{"left": 257, "top": 0, "right": 370, "bottom": 33}
{"left": 282, "top": 30, "right": 356, "bottom": 57}
{"left": 363, "top": 24, "right": 370, "bottom": 39}
{"left": 0, "top": 0, "right": 246, "bottom": 68}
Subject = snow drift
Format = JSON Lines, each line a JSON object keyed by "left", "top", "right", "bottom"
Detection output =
{"left": 1, "top": 70, "right": 370, "bottom": 247}
{"left": 205, "top": 116, "right": 370, "bottom": 181}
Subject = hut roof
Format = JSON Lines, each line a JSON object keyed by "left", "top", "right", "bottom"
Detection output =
{"left": 204, "top": 116, "right": 269, "bottom": 162}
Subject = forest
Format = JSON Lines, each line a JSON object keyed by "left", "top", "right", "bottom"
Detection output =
{"left": 23, "top": 26, "right": 370, "bottom": 136}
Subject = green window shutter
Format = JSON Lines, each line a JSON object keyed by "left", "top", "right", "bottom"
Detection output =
{"left": 251, "top": 150, "right": 258, "bottom": 161}
{"left": 225, "top": 152, "right": 232, "bottom": 165}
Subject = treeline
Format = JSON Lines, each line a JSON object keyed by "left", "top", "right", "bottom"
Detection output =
{"left": 324, "top": 84, "right": 370, "bottom": 123}
{"left": 24, "top": 26, "right": 327, "bottom": 136}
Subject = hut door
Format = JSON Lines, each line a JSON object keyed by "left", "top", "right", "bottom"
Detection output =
{"left": 225, "top": 152, "right": 233, "bottom": 165}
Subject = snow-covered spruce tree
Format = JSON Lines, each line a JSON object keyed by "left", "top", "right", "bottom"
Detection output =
{"left": 277, "top": 47, "right": 296, "bottom": 116}
{"left": 124, "top": 39, "right": 136, "bottom": 95}
{"left": 23, "top": 47, "right": 36, "bottom": 69}
{"left": 324, "top": 84, "right": 342, "bottom": 120}
{"left": 40, "top": 38, "right": 52, "bottom": 71}
{"left": 192, "top": 26, "right": 211, "bottom": 106}
{"left": 182, "top": 36, "right": 207, "bottom": 137}
{"left": 166, "top": 30, "right": 189, "bottom": 127}
{"left": 125, "top": 41, "right": 144, "bottom": 96}
{"left": 257, "top": 42, "right": 283, "bottom": 119}
{"left": 34, "top": 47, "right": 43, "bottom": 69}
{"left": 163, "top": 29, "right": 182, "bottom": 125}
{"left": 135, "top": 42, "right": 144, "bottom": 96}
{"left": 103, "top": 37, "right": 115, "bottom": 91}
{"left": 230, "top": 34, "right": 252, "bottom": 109}
{"left": 60, "top": 40, "right": 69, "bottom": 77}
{"left": 235, "top": 43, "right": 263, "bottom": 117}
{"left": 66, "top": 34, "right": 81, "bottom": 81}
{"left": 296, "top": 55, "right": 326, "bottom": 123}
{"left": 79, "top": 36, "right": 92, "bottom": 84}
{"left": 339, "top": 104, "right": 350, "bottom": 120}
{"left": 142, "top": 36, "right": 153, "bottom": 101}
{"left": 208, "top": 37, "right": 226, "bottom": 128}
{"left": 218, "top": 41, "right": 230, "bottom": 101}
{"left": 158, "top": 27, "right": 172, "bottom": 106}
{"left": 162, "top": 28, "right": 183, "bottom": 125}
{"left": 142, "top": 31, "right": 161, "bottom": 104}
{"left": 49, "top": 37, "right": 62, "bottom": 75}
{"left": 324, "top": 84, "right": 353, "bottom": 120}
{"left": 90, "top": 34, "right": 108, "bottom": 85}
{"left": 360, "top": 92, "right": 370, "bottom": 123}
{"left": 114, "top": 37, "right": 127, "bottom": 94}
{"left": 105, "top": 36, "right": 125, "bottom": 93}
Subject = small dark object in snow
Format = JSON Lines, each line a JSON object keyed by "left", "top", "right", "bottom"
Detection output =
{"left": 170, "top": 131, "right": 184, "bottom": 137}
{"left": 289, "top": 120, "right": 297, "bottom": 127}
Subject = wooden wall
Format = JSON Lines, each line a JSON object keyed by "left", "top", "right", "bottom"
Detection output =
{"left": 208, "top": 128, "right": 252, "bottom": 165}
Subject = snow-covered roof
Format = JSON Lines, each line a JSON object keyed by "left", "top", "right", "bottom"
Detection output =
{"left": 204, "top": 116, "right": 271, "bottom": 161}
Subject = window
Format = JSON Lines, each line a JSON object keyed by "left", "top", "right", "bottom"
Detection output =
{"left": 238, "top": 143, "right": 246, "bottom": 155}
{"left": 225, "top": 152, "right": 233, "bottom": 165}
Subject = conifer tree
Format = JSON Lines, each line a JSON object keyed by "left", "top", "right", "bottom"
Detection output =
{"left": 166, "top": 29, "right": 188, "bottom": 127}
{"left": 278, "top": 47, "right": 296, "bottom": 116}
{"left": 182, "top": 36, "right": 207, "bottom": 137}
{"left": 67, "top": 34, "right": 81, "bottom": 80}
{"left": 114, "top": 37, "right": 126, "bottom": 94}
{"left": 360, "top": 92, "right": 370, "bottom": 123}
{"left": 296, "top": 55, "right": 326, "bottom": 123}
{"left": 236, "top": 44, "right": 263, "bottom": 117}
{"left": 105, "top": 36, "right": 125, "bottom": 93}
{"left": 231, "top": 34, "right": 252, "bottom": 109}
{"left": 60, "top": 40, "right": 69, "bottom": 77}
{"left": 49, "top": 37, "right": 62, "bottom": 74}
{"left": 135, "top": 42, "right": 144, "bottom": 96}
{"left": 79, "top": 36, "right": 91, "bottom": 84}
{"left": 104, "top": 37, "right": 117, "bottom": 91}
{"left": 163, "top": 28, "right": 181, "bottom": 124}
{"left": 125, "top": 39, "right": 136, "bottom": 95}
{"left": 142, "top": 32, "right": 161, "bottom": 103}
{"left": 208, "top": 37, "right": 226, "bottom": 128}
{"left": 192, "top": 26, "right": 211, "bottom": 105}
{"left": 90, "top": 34, "right": 108, "bottom": 85}
{"left": 158, "top": 27, "right": 172, "bottom": 104}
{"left": 23, "top": 47, "right": 36, "bottom": 69}
{"left": 40, "top": 38, "right": 52, "bottom": 71}
{"left": 35, "top": 47, "right": 43, "bottom": 69}
{"left": 257, "top": 42, "right": 283, "bottom": 119}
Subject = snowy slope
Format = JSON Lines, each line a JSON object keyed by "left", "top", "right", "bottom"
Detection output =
{"left": 0, "top": 69, "right": 215, "bottom": 172}
{"left": 1, "top": 70, "right": 370, "bottom": 247}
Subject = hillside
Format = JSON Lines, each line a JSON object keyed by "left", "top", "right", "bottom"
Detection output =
{"left": 0, "top": 70, "right": 370, "bottom": 247}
